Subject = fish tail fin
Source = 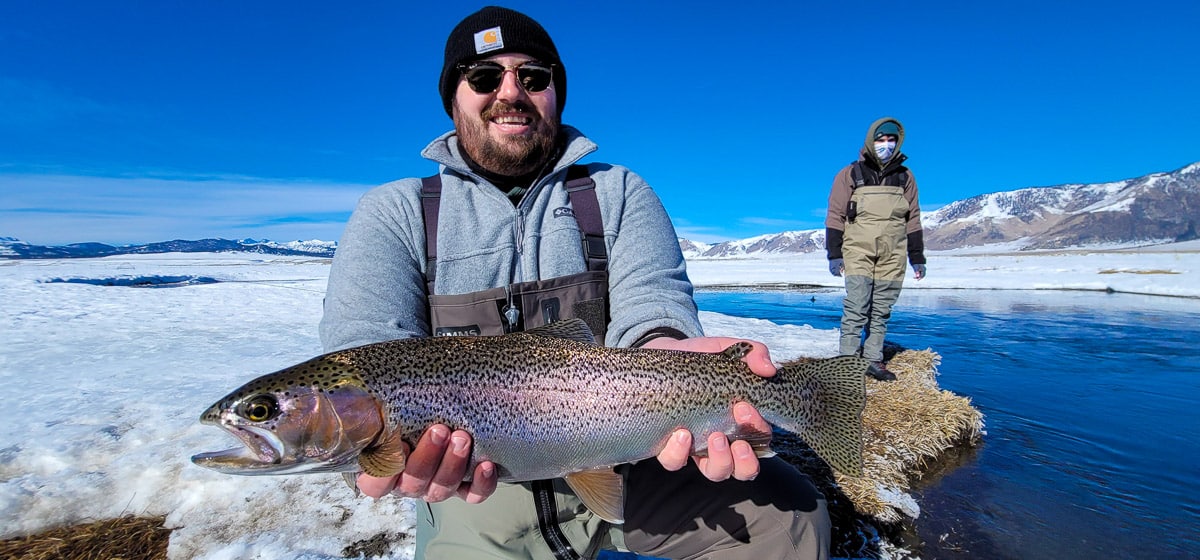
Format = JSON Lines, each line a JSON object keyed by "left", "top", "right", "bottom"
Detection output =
{"left": 766, "top": 356, "right": 868, "bottom": 476}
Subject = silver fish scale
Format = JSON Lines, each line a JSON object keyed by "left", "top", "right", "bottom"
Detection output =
{"left": 333, "top": 332, "right": 791, "bottom": 481}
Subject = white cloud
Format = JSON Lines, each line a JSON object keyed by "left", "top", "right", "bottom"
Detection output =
{"left": 0, "top": 172, "right": 371, "bottom": 245}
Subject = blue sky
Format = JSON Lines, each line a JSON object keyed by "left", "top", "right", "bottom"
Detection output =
{"left": 2, "top": 0, "right": 1197, "bottom": 246}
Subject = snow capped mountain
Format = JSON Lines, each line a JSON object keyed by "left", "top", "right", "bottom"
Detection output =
{"left": 695, "top": 230, "right": 826, "bottom": 258}
{"left": 679, "top": 160, "right": 1200, "bottom": 258}
{"left": 678, "top": 238, "right": 713, "bottom": 258}
{"left": 923, "top": 161, "right": 1199, "bottom": 250}
{"left": 0, "top": 238, "right": 337, "bottom": 259}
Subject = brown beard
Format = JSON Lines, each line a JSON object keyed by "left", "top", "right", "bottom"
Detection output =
{"left": 454, "top": 100, "right": 559, "bottom": 177}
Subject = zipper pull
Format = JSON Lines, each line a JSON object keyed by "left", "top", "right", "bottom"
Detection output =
{"left": 502, "top": 284, "right": 520, "bottom": 332}
{"left": 504, "top": 305, "right": 521, "bottom": 330}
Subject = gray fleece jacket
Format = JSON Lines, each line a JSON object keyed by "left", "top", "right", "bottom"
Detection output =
{"left": 319, "top": 126, "right": 702, "bottom": 351}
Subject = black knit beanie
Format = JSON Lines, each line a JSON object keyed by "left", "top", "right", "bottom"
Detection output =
{"left": 438, "top": 6, "right": 566, "bottom": 117}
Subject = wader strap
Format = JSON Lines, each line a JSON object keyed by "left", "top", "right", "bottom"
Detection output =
{"left": 532, "top": 480, "right": 583, "bottom": 560}
{"left": 850, "top": 160, "right": 909, "bottom": 189}
{"left": 420, "top": 175, "right": 442, "bottom": 292}
{"left": 420, "top": 165, "right": 607, "bottom": 293}
{"left": 850, "top": 161, "right": 866, "bottom": 188}
{"left": 564, "top": 165, "right": 607, "bottom": 273}
{"left": 849, "top": 161, "right": 909, "bottom": 223}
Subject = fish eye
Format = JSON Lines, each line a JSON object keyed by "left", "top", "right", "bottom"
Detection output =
{"left": 239, "top": 395, "right": 279, "bottom": 422}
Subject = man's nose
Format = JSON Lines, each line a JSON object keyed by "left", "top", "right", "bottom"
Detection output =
{"left": 494, "top": 69, "right": 527, "bottom": 102}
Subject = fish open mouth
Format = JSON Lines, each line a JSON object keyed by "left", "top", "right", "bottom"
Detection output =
{"left": 191, "top": 422, "right": 286, "bottom": 474}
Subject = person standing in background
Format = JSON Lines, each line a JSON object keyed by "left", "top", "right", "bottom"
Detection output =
{"left": 825, "top": 117, "right": 926, "bottom": 380}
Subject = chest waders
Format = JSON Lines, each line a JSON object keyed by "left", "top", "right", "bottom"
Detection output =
{"left": 843, "top": 162, "right": 910, "bottom": 281}
{"left": 840, "top": 161, "right": 909, "bottom": 362}
{"left": 420, "top": 164, "right": 609, "bottom": 560}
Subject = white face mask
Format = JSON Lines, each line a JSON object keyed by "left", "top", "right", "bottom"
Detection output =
{"left": 874, "top": 140, "right": 896, "bottom": 161}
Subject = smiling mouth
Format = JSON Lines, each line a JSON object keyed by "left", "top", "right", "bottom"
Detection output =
{"left": 491, "top": 113, "right": 532, "bottom": 126}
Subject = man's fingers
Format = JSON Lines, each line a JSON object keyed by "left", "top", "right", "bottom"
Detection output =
{"left": 656, "top": 429, "right": 692, "bottom": 471}
{"left": 422, "top": 431, "right": 473, "bottom": 502}
{"left": 696, "top": 432, "right": 734, "bottom": 482}
{"left": 459, "top": 461, "right": 498, "bottom": 504}
{"left": 730, "top": 440, "right": 760, "bottom": 481}
{"left": 356, "top": 472, "right": 398, "bottom": 499}
{"left": 734, "top": 401, "right": 770, "bottom": 432}
{"left": 742, "top": 341, "right": 776, "bottom": 377}
{"left": 395, "top": 424, "right": 451, "bottom": 496}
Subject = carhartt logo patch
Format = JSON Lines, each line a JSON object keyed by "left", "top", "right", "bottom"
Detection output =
{"left": 553, "top": 207, "right": 575, "bottom": 218}
{"left": 474, "top": 27, "right": 504, "bottom": 54}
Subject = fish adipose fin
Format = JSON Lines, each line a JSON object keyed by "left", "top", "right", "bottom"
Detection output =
{"left": 359, "top": 427, "right": 407, "bottom": 478}
{"left": 564, "top": 468, "right": 625, "bottom": 523}
{"left": 523, "top": 318, "right": 597, "bottom": 345}
{"left": 767, "top": 356, "right": 868, "bottom": 477}
{"left": 719, "top": 342, "right": 755, "bottom": 361}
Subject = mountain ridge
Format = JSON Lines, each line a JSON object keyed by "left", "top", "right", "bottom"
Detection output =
{"left": 0, "top": 238, "right": 336, "bottom": 259}
{"left": 5, "top": 161, "right": 1197, "bottom": 260}
{"left": 682, "top": 160, "right": 1199, "bottom": 258}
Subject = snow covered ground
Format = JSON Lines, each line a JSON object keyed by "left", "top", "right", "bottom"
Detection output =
{"left": 686, "top": 245, "right": 1200, "bottom": 298}
{"left": 0, "top": 248, "right": 1196, "bottom": 559}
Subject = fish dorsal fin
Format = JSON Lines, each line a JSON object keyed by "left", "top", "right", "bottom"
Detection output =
{"left": 359, "top": 427, "right": 407, "bottom": 478}
{"left": 691, "top": 426, "right": 776, "bottom": 459}
{"left": 564, "top": 468, "right": 625, "bottom": 523}
{"left": 524, "top": 318, "right": 596, "bottom": 345}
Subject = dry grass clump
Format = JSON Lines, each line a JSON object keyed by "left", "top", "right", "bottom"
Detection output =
{"left": 839, "top": 349, "right": 982, "bottom": 522}
{"left": 0, "top": 515, "right": 170, "bottom": 560}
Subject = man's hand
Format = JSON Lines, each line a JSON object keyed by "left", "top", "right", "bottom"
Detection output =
{"left": 829, "top": 258, "right": 845, "bottom": 277}
{"left": 640, "top": 336, "right": 776, "bottom": 482}
{"left": 356, "top": 424, "right": 498, "bottom": 504}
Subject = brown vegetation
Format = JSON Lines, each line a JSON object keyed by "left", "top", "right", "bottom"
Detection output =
{"left": 0, "top": 515, "right": 170, "bottom": 560}
{"left": 776, "top": 349, "right": 984, "bottom": 557}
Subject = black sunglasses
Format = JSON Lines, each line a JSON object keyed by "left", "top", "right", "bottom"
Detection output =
{"left": 457, "top": 61, "right": 555, "bottom": 94}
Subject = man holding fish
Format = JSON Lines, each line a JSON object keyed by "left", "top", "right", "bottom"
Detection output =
{"left": 307, "top": 6, "right": 855, "bottom": 559}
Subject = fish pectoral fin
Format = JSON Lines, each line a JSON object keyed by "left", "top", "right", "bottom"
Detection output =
{"left": 342, "top": 472, "right": 361, "bottom": 497}
{"left": 359, "top": 427, "right": 407, "bottom": 478}
{"left": 564, "top": 468, "right": 625, "bottom": 524}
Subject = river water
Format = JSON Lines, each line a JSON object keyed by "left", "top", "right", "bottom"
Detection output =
{"left": 693, "top": 288, "right": 1200, "bottom": 559}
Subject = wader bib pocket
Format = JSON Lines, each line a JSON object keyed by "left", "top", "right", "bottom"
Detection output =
{"left": 427, "top": 287, "right": 509, "bottom": 337}
{"left": 428, "top": 270, "right": 609, "bottom": 343}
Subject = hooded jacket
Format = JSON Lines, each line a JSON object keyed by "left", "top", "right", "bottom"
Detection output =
{"left": 320, "top": 125, "right": 703, "bottom": 351}
{"left": 824, "top": 117, "right": 926, "bottom": 265}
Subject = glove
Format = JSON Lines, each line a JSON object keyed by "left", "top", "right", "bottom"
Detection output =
{"left": 913, "top": 263, "right": 926, "bottom": 280}
{"left": 829, "top": 258, "right": 844, "bottom": 277}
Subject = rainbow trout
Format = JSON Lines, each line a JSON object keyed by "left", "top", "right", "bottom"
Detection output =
{"left": 192, "top": 319, "right": 868, "bottom": 523}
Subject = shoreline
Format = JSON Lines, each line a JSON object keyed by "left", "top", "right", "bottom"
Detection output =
{"left": 694, "top": 283, "right": 1200, "bottom": 300}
